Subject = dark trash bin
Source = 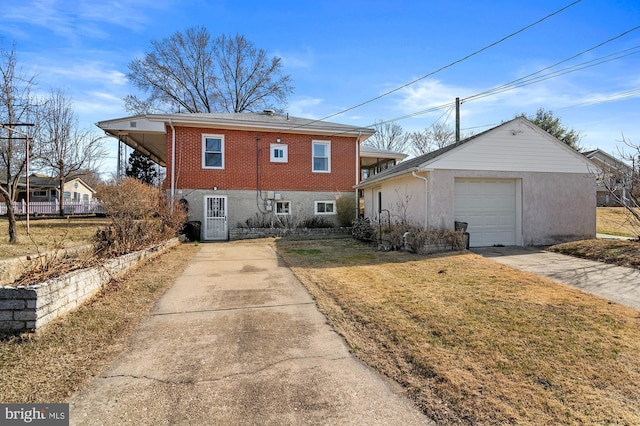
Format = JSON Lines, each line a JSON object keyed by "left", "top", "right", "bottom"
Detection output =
{"left": 455, "top": 221, "right": 470, "bottom": 249}
{"left": 183, "top": 221, "right": 201, "bottom": 242}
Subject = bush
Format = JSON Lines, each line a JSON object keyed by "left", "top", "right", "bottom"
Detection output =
{"left": 336, "top": 196, "right": 357, "bottom": 227}
{"left": 352, "top": 217, "right": 375, "bottom": 242}
{"left": 297, "top": 216, "right": 335, "bottom": 229}
{"left": 405, "top": 228, "right": 467, "bottom": 254}
{"left": 94, "top": 178, "right": 187, "bottom": 257}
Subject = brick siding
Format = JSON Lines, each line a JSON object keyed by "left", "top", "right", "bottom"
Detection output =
{"left": 165, "top": 126, "right": 358, "bottom": 192}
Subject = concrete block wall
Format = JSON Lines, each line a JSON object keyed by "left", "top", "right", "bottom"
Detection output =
{"left": 0, "top": 239, "right": 179, "bottom": 334}
{"left": 229, "top": 227, "right": 352, "bottom": 240}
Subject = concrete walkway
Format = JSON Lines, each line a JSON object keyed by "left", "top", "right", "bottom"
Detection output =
{"left": 473, "top": 246, "right": 640, "bottom": 311}
{"left": 70, "top": 241, "right": 432, "bottom": 425}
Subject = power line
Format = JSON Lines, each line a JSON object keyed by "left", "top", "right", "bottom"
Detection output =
{"left": 284, "top": 0, "right": 582, "bottom": 132}
{"left": 370, "top": 28, "right": 640, "bottom": 129}
{"left": 463, "top": 26, "right": 640, "bottom": 103}
{"left": 558, "top": 87, "right": 640, "bottom": 110}
{"left": 465, "top": 46, "right": 640, "bottom": 103}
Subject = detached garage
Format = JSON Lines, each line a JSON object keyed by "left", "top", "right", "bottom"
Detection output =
{"left": 357, "top": 117, "right": 596, "bottom": 247}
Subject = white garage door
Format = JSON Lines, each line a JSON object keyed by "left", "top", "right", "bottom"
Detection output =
{"left": 454, "top": 179, "right": 517, "bottom": 247}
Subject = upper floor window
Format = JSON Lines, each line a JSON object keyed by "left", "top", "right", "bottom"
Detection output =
{"left": 312, "top": 140, "right": 331, "bottom": 173}
{"left": 270, "top": 143, "right": 288, "bottom": 163}
{"left": 203, "top": 135, "right": 224, "bottom": 169}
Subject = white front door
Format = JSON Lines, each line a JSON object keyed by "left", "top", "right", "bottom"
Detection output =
{"left": 204, "top": 195, "right": 228, "bottom": 241}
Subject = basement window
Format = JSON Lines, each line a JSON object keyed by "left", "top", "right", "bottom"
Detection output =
{"left": 315, "top": 201, "right": 335, "bottom": 215}
{"left": 276, "top": 200, "right": 291, "bottom": 215}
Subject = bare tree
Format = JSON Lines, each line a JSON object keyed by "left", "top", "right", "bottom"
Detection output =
{"left": 410, "top": 123, "right": 455, "bottom": 156}
{"left": 0, "top": 44, "right": 38, "bottom": 242}
{"left": 126, "top": 27, "right": 293, "bottom": 114}
{"left": 364, "top": 120, "right": 410, "bottom": 153}
{"left": 35, "top": 89, "right": 107, "bottom": 216}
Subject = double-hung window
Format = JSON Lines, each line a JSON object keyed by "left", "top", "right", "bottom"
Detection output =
{"left": 203, "top": 135, "right": 224, "bottom": 169}
{"left": 312, "top": 140, "right": 331, "bottom": 173}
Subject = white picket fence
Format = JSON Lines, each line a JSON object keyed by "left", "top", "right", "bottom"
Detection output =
{"left": 0, "top": 200, "right": 106, "bottom": 216}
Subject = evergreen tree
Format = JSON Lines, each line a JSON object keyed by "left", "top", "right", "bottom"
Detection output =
{"left": 126, "top": 150, "right": 158, "bottom": 185}
{"left": 523, "top": 108, "right": 582, "bottom": 151}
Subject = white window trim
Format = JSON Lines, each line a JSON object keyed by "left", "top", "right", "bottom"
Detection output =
{"left": 202, "top": 134, "right": 225, "bottom": 169}
{"left": 312, "top": 140, "right": 331, "bottom": 173}
{"left": 270, "top": 143, "right": 288, "bottom": 163}
{"left": 315, "top": 200, "right": 336, "bottom": 215}
{"left": 275, "top": 200, "right": 291, "bottom": 215}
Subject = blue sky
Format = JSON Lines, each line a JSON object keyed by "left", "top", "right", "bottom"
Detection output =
{"left": 1, "top": 0, "right": 639, "bottom": 176}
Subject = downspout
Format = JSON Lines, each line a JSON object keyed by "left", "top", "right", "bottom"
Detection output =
{"left": 169, "top": 119, "right": 176, "bottom": 212}
{"left": 412, "top": 171, "right": 429, "bottom": 230}
{"left": 355, "top": 131, "right": 362, "bottom": 218}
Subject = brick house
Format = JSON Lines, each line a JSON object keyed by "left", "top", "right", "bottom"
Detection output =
{"left": 97, "top": 111, "right": 376, "bottom": 240}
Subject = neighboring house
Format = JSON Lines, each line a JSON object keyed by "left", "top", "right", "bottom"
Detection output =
{"left": 360, "top": 146, "right": 408, "bottom": 181}
{"left": 356, "top": 117, "right": 596, "bottom": 247}
{"left": 0, "top": 173, "right": 95, "bottom": 204}
{"left": 20, "top": 174, "right": 96, "bottom": 204}
{"left": 97, "top": 111, "right": 375, "bottom": 241}
{"left": 583, "top": 149, "right": 634, "bottom": 206}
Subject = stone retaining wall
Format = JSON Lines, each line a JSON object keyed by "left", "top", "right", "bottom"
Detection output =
{"left": 230, "top": 227, "right": 352, "bottom": 240}
{"left": 0, "top": 244, "right": 93, "bottom": 287}
{"left": 0, "top": 238, "right": 180, "bottom": 334}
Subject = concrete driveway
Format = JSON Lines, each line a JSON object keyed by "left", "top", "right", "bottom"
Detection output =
{"left": 70, "top": 241, "right": 432, "bottom": 425}
{"left": 473, "top": 246, "right": 640, "bottom": 311}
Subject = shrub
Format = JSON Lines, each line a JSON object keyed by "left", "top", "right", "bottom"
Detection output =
{"left": 405, "top": 228, "right": 467, "bottom": 254}
{"left": 336, "top": 196, "right": 357, "bottom": 227}
{"left": 94, "top": 178, "right": 187, "bottom": 257}
{"left": 352, "top": 217, "right": 376, "bottom": 242}
{"left": 297, "top": 216, "right": 335, "bottom": 229}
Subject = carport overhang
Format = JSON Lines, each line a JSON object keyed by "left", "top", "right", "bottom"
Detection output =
{"left": 97, "top": 116, "right": 167, "bottom": 167}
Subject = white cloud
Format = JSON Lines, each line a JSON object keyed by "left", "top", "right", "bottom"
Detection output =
{"left": 274, "top": 47, "right": 315, "bottom": 69}
{"left": 42, "top": 61, "right": 127, "bottom": 86}
{"left": 287, "top": 96, "right": 324, "bottom": 118}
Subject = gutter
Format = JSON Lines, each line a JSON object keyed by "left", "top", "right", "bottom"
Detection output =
{"left": 355, "top": 167, "right": 418, "bottom": 189}
{"left": 355, "top": 131, "right": 362, "bottom": 218}
{"left": 169, "top": 119, "right": 176, "bottom": 204}
{"left": 412, "top": 171, "right": 429, "bottom": 230}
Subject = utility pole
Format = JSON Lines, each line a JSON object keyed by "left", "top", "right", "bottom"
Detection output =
{"left": 455, "top": 97, "right": 461, "bottom": 144}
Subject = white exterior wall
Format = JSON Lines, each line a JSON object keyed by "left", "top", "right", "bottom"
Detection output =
{"left": 359, "top": 118, "right": 597, "bottom": 246}
{"left": 362, "top": 175, "right": 426, "bottom": 227}
{"left": 64, "top": 179, "right": 94, "bottom": 201}
{"left": 425, "top": 169, "right": 595, "bottom": 246}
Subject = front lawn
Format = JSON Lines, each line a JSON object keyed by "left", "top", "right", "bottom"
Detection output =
{"left": 550, "top": 239, "right": 640, "bottom": 269}
{"left": 276, "top": 238, "right": 640, "bottom": 425}
{"left": 0, "top": 216, "right": 110, "bottom": 259}
{"left": 597, "top": 206, "right": 638, "bottom": 238}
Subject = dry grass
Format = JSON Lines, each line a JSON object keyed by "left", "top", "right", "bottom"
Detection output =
{"left": 0, "top": 216, "right": 111, "bottom": 259}
{"left": 0, "top": 243, "right": 199, "bottom": 403}
{"left": 276, "top": 238, "right": 640, "bottom": 425}
{"left": 597, "top": 207, "right": 639, "bottom": 237}
{"left": 550, "top": 239, "right": 640, "bottom": 269}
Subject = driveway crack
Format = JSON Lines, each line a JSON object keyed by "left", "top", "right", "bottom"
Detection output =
{"left": 100, "top": 354, "right": 351, "bottom": 385}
